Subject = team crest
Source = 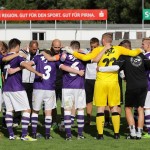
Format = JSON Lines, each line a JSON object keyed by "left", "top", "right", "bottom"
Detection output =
{"left": 130, "top": 56, "right": 142, "bottom": 67}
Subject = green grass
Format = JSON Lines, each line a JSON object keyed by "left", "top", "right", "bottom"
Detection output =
{"left": 0, "top": 104, "right": 150, "bottom": 150}
{"left": 0, "top": 82, "right": 150, "bottom": 150}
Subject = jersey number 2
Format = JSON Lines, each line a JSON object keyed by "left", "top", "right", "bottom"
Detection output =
{"left": 103, "top": 57, "right": 116, "bottom": 66}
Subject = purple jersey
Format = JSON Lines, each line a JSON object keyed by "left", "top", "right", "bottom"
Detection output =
{"left": 3, "top": 53, "right": 25, "bottom": 92}
{"left": 60, "top": 53, "right": 85, "bottom": 89}
{"left": 0, "top": 54, "right": 2, "bottom": 64}
{"left": 145, "top": 52, "right": 150, "bottom": 91}
{"left": 32, "top": 54, "right": 58, "bottom": 90}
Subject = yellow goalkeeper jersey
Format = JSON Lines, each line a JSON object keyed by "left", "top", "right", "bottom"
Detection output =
{"left": 73, "top": 46, "right": 141, "bottom": 82}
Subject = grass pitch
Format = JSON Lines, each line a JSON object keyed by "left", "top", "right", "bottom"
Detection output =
{"left": 0, "top": 105, "right": 150, "bottom": 150}
{"left": 0, "top": 82, "right": 150, "bottom": 150}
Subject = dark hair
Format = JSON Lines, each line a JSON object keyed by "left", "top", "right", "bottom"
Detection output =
{"left": 40, "top": 49, "right": 51, "bottom": 54}
{"left": 2, "top": 41, "right": 8, "bottom": 51}
{"left": 0, "top": 41, "right": 8, "bottom": 51}
{"left": 29, "top": 40, "right": 38, "bottom": 47}
{"left": 119, "top": 40, "right": 131, "bottom": 49}
{"left": 90, "top": 37, "right": 99, "bottom": 45}
{"left": 8, "top": 38, "right": 21, "bottom": 50}
{"left": 70, "top": 40, "right": 80, "bottom": 50}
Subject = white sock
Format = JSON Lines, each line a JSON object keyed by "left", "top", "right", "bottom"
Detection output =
{"left": 129, "top": 125, "right": 136, "bottom": 137}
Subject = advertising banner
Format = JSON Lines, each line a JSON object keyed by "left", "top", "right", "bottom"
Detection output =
{"left": 0, "top": 9, "right": 107, "bottom": 21}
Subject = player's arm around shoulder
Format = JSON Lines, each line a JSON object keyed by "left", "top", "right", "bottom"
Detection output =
{"left": 59, "top": 64, "right": 84, "bottom": 76}
{"left": 2, "top": 53, "right": 19, "bottom": 62}
{"left": 21, "top": 61, "right": 43, "bottom": 78}
{"left": 41, "top": 51, "right": 60, "bottom": 61}
{"left": 117, "top": 46, "right": 142, "bottom": 57}
{"left": 73, "top": 46, "right": 102, "bottom": 61}
{"left": 92, "top": 45, "right": 111, "bottom": 63}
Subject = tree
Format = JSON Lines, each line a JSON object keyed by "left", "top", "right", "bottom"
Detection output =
{"left": 2, "top": 0, "right": 150, "bottom": 23}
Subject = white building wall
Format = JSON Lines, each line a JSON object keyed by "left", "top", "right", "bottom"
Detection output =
{"left": 0, "top": 28, "right": 149, "bottom": 41}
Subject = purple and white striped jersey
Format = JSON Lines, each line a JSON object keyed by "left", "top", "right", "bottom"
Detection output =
{"left": 3, "top": 53, "right": 25, "bottom": 92}
{"left": 60, "top": 53, "right": 85, "bottom": 89}
{"left": 32, "top": 54, "right": 59, "bottom": 90}
{"left": 145, "top": 52, "right": 150, "bottom": 91}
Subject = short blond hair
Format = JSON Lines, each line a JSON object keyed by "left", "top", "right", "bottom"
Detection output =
{"left": 142, "top": 38, "right": 150, "bottom": 42}
{"left": 102, "top": 33, "right": 113, "bottom": 43}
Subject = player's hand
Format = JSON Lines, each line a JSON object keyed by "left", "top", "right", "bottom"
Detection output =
{"left": 40, "top": 51, "right": 45, "bottom": 55}
{"left": 22, "top": 45, "right": 29, "bottom": 52}
{"left": 63, "top": 46, "right": 74, "bottom": 54}
{"left": 37, "top": 72, "right": 43, "bottom": 79}
{"left": 19, "top": 52, "right": 27, "bottom": 59}
{"left": 140, "top": 48, "right": 145, "bottom": 53}
{"left": 78, "top": 70, "right": 85, "bottom": 76}
{"left": 96, "top": 66, "right": 100, "bottom": 72}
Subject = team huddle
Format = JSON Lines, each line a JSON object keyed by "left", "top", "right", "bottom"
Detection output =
{"left": 0, "top": 32, "right": 150, "bottom": 141}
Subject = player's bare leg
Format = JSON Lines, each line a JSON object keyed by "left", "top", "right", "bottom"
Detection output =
{"left": 136, "top": 107, "right": 144, "bottom": 139}
{"left": 125, "top": 107, "right": 136, "bottom": 139}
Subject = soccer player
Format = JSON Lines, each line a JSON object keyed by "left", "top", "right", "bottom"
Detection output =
{"left": 29, "top": 49, "right": 60, "bottom": 140}
{"left": 84, "top": 37, "right": 99, "bottom": 125}
{"left": 6, "top": 40, "right": 40, "bottom": 128}
{"left": 0, "top": 41, "right": 8, "bottom": 128}
{"left": 41, "top": 39, "right": 63, "bottom": 130}
{"left": 60, "top": 41, "right": 86, "bottom": 140}
{"left": 22, "top": 40, "right": 39, "bottom": 112}
{"left": 64, "top": 33, "right": 142, "bottom": 139}
{"left": 117, "top": 39, "right": 150, "bottom": 139}
{"left": 0, "top": 41, "right": 7, "bottom": 111}
{"left": 142, "top": 38, "right": 150, "bottom": 138}
{"left": 98, "top": 39, "right": 149, "bottom": 139}
{"left": 3, "top": 38, "right": 42, "bottom": 141}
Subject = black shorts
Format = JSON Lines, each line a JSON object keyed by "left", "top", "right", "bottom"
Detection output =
{"left": 118, "top": 76, "right": 123, "bottom": 105}
{"left": 55, "top": 87, "right": 62, "bottom": 101}
{"left": 125, "top": 87, "right": 147, "bottom": 108}
{"left": 85, "top": 79, "right": 95, "bottom": 104}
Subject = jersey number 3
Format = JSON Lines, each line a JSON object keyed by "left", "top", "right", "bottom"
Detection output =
{"left": 43, "top": 65, "right": 51, "bottom": 80}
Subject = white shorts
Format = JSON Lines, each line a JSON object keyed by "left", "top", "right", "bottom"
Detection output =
{"left": 62, "top": 89, "right": 86, "bottom": 109}
{"left": 144, "top": 91, "right": 150, "bottom": 108}
{"left": 3, "top": 91, "right": 30, "bottom": 112}
{"left": 32, "top": 89, "right": 56, "bottom": 111}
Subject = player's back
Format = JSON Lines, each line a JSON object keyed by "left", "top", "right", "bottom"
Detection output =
{"left": 62, "top": 53, "right": 85, "bottom": 89}
{"left": 96, "top": 45, "right": 141, "bottom": 82}
{"left": 3, "top": 53, "right": 25, "bottom": 92}
{"left": 33, "top": 54, "right": 58, "bottom": 90}
{"left": 121, "top": 53, "right": 147, "bottom": 90}
{"left": 97, "top": 46, "right": 122, "bottom": 82}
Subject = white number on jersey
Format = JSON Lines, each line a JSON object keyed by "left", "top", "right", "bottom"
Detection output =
{"left": 70, "top": 62, "right": 79, "bottom": 76}
{"left": 43, "top": 65, "right": 51, "bottom": 80}
{"left": 40, "top": 56, "right": 47, "bottom": 63}
{"left": 68, "top": 55, "right": 76, "bottom": 61}
{"left": 4, "top": 64, "right": 10, "bottom": 79}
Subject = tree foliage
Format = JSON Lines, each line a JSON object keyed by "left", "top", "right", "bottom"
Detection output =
{"left": 0, "top": 0, "right": 150, "bottom": 23}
